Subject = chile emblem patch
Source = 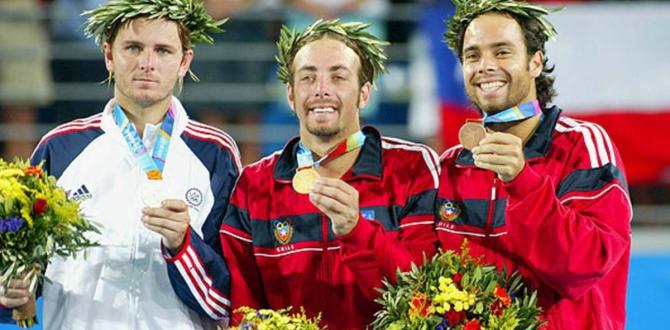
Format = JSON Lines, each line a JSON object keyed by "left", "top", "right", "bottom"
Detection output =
{"left": 272, "top": 219, "right": 293, "bottom": 245}
{"left": 439, "top": 201, "right": 461, "bottom": 222}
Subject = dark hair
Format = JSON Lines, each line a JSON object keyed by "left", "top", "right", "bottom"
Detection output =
{"left": 454, "top": 11, "right": 557, "bottom": 109}
{"left": 106, "top": 17, "right": 192, "bottom": 53}
{"left": 288, "top": 31, "right": 373, "bottom": 88}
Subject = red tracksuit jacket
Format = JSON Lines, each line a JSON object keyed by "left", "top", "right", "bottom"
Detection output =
{"left": 221, "top": 127, "right": 440, "bottom": 329}
{"left": 437, "top": 106, "right": 632, "bottom": 329}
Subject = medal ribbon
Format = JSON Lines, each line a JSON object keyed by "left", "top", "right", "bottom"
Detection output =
{"left": 297, "top": 131, "right": 366, "bottom": 170}
{"left": 483, "top": 100, "right": 541, "bottom": 125}
{"left": 113, "top": 103, "right": 175, "bottom": 180}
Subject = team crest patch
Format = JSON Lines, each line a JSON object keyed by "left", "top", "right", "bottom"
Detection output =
{"left": 272, "top": 219, "right": 293, "bottom": 245}
{"left": 439, "top": 201, "right": 461, "bottom": 222}
{"left": 185, "top": 188, "right": 203, "bottom": 208}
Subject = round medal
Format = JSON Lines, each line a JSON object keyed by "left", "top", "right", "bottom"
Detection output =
{"left": 141, "top": 180, "right": 167, "bottom": 208}
{"left": 292, "top": 168, "right": 320, "bottom": 194}
{"left": 458, "top": 122, "right": 487, "bottom": 150}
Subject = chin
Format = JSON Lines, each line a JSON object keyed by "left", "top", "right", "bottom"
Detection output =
{"left": 307, "top": 126, "right": 339, "bottom": 138}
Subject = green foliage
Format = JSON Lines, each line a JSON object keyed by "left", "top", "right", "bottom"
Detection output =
{"left": 372, "top": 241, "right": 544, "bottom": 330}
{"left": 275, "top": 19, "right": 389, "bottom": 86}
{"left": 82, "top": 0, "right": 228, "bottom": 47}
{"left": 0, "top": 159, "right": 100, "bottom": 294}
{"left": 444, "top": 0, "right": 560, "bottom": 52}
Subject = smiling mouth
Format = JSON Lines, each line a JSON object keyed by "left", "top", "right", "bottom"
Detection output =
{"left": 478, "top": 81, "right": 506, "bottom": 92}
{"left": 310, "top": 107, "right": 336, "bottom": 113}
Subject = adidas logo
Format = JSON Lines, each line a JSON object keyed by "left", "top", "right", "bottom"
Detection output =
{"left": 67, "top": 184, "right": 93, "bottom": 202}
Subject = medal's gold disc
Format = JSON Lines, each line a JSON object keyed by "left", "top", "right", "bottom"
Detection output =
{"left": 458, "top": 122, "right": 487, "bottom": 150}
{"left": 292, "top": 168, "right": 320, "bottom": 194}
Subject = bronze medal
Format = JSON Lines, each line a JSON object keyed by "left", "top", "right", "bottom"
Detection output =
{"left": 458, "top": 122, "right": 487, "bottom": 150}
{"left": 292, "top": 168, "right": 320, "bottom": 194}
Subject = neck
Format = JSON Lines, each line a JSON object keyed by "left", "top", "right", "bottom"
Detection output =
{"left": 300, "top": 127, "right": 359, "bottom": 159}
{"left": 115, "top": 94, "right": 171, "bottom": 137}
{"left": 487, "top": 114, "right": 542, "bottom": 144}
{"left": 300, "top": 128, "right": 362, "bottom": 178}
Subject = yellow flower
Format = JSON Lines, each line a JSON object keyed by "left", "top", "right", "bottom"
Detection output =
{"left": 0, "top": 169, "right": 24, "bottom": 178}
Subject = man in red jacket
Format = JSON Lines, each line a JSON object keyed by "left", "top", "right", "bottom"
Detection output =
{"left": 220, "top": 19, "right": 440, "bottom": 329}
{"left": 437, "top": 1, "right": 631, "bottom": 329}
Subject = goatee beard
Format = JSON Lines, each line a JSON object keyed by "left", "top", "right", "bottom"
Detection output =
{"left": 307, "top": 126, "right": 339, "bottom": 137}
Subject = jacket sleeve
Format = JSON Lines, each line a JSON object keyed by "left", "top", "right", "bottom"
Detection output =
{"left": 337, "top": 148, "right": 440, "bottom": 299}
{"left": 504, "top": 130, "right": 632, "bottom": 300}
{"left": 0, "top": 304, "right": 11, "bottom": 323}
{"left": 219, "top": 171, "right": 268, "bottom": 325}
{"left": 163, "top": 146, "right": 240, "bottom": 321}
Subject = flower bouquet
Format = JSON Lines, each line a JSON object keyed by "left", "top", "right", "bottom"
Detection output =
{"left": 0, "top": 159, "right": 100, "bottom": 327}
{"left": 372, "top": 241, "right": 544, "bottom": 330}
{"left": 231, "top": 306, "right": 325, "bottom": 330}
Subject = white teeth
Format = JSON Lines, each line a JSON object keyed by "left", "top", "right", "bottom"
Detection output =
{"left": 312, "top": 107, "right": 335, "bottom": 113}
{"left": 480, "top": 81, "right": 505, "bottom": 91}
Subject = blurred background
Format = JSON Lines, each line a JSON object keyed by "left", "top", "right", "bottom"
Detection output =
{"left": 0, "top": 0, "right": 668, "bottom": 329}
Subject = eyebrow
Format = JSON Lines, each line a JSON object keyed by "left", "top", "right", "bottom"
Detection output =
{"left": 120, "top": 40, "right": 178, "bottom": 50}
{"left": 296, "top": 64, "right": 352, "bottom": 73}
{"left": 463, "top": 41, "right": 515, "bottom": 53}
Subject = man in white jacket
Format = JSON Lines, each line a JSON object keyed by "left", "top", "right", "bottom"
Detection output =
{"left": 0, "top": 1, "right": 239, "bottom": 329}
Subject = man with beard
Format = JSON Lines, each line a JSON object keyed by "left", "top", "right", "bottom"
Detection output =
{"left": 436, "top": 1, "right": 631, "bottom": 329}
{"left": 217, "top": 19, "right": 439, "bottom": 329}
{"left": 1, "top": 1, "right": 238, "bottom": 329}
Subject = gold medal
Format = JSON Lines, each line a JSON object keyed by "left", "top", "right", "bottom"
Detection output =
{"left": 458, "top": 122, "right": 487, "bottom": 150}
{"left": 292, "top": 168, "right": 320, "bottom": 194}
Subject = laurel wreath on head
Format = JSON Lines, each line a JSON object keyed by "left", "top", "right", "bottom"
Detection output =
{"left": 275, "top": 19, "right": 389, "bottom": 86}
{"left": 444, "top": 0, "right": 560, "bottom": 52}
{"left": 82, "top": 0, "right": 228, "bottom": 47}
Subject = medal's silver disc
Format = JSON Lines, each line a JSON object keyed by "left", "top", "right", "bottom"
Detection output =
{"left": 141, "top": 180, "right": 166, "bottom": 208}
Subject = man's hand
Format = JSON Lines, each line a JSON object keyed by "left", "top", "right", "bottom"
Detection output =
{"left": 472, "top": 132, "right": 526, "bottom": 182}
{"left": 309, "top": 177, "right": 360, "bottom": 236}
{"left": 142, "top": 199, "right": 191, "bottom": 253}
{"left": 0, "top": 276, "right": 30, "bottom": 308}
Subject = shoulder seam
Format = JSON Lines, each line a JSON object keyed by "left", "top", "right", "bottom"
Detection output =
{"left": 381, "top": 138, "right": 440, "bottom": 188}
{"left": 555, "top": 117, "right": 616, "bottom": 168}
{"left": 37, "top": 118, "right": 103, "bottom": 148}
{"left": 182, "top": 126, "right": 242, "bottom": 171}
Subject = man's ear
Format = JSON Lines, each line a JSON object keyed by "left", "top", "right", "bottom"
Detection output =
{"left": 358, "top": 81, "right": 372, "bottom": 110}
{"left": 529, "top": 50, "right": 544, "bottom": 78}
{"left": 286, "top": 83, "right": 295, "bottom": 113}
{"left": 103, "top": 42, "right": 114, "bottom": 72}
{"left": 178, "top": 49, "right": 194, "bottom": 78}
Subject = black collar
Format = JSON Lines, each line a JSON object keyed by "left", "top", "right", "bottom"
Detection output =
{"left": 456, "top": 105, "right": 562, "bottom": 166}
{"left": 274, "top": 126, "right": 383, "bottom": 182}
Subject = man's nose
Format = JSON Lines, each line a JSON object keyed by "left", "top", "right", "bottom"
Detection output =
{"left": 477, "top": 53, "right": 497, "bottom": 74}
{"left": 139, "top": 51, "right": 155, "bottom": 71}
{"left": 314, "top": 76, "right": 331, "bottom": 98}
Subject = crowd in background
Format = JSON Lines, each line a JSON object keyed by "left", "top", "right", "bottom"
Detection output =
{"left": 0, "top": 0, "right": 668, "bottom": 210}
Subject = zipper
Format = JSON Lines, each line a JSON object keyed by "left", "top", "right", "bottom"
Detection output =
{"left": 319, "top": 215, "right": 332, "bottom": 280}
{"left": 485, "top": 174, "right": 498, "bottom": 234}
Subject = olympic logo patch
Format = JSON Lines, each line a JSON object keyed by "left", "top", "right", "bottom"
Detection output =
{"left": 272, "top": 219, "right": 294, "bottom": 245}
{"left": 439, "top": 201, "right": 461, "bottom": 222}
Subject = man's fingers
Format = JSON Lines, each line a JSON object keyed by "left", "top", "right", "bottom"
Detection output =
{"left": 142, "top": 215, "right": 187, "bottom": 232}
{"left": 161, "top": 199, "right": 189, "bottom": 212}
{"left": 313, "top": 177, "right": 358, "bottom": 195}
{"left": 474, "top": 153, "right": 517, "bottom": 166}
{"left": 311, "top": 182, "right": 352, "bottom": 205}
{"left": 142, "top": 207, "right": 189, "bottom": 223}
{"left": 309, "top": 191, "right": 348, "bottom": 215}
{"left": 0, "top": 296, "right": 30, "bottom": 308}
